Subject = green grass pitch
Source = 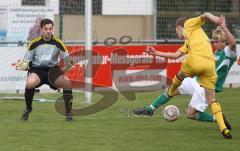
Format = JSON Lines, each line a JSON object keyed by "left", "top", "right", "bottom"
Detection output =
{"left": 0, "top": 88, "right": 239, "bottom": 151}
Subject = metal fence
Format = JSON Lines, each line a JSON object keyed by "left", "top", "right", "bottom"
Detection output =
{"left": 1, "top": 0, "right": 240, "bottom": 45}
{"left": 156, "top": 0, "right": 240, "bottom": 40}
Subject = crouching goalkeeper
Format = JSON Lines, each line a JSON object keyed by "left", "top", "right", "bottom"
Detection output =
{"left": 17, "top": 18, "right": 73, "bottom": 121}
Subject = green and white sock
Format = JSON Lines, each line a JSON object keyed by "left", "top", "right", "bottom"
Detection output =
{"left": 146, "top": 92, "right": 171, "bottom": 111}
{"left": 196, "top": 112, "right": 215, "bottom": 122}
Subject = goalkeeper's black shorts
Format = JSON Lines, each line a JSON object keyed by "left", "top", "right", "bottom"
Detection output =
{"left": 29, "top": 65, "right": 63, "bottom": 90}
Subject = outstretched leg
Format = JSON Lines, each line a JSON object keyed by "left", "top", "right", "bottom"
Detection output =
{"left": 167, "top": 70, "right": 187, "bottom": 97}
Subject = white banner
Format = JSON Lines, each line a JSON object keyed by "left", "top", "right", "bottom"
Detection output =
{"left": 0, "top": 46, "right": 54, "bottom": 93}
{"left": 102, "top": 0, "right": 153, "bottom": 15}
{"left": 0, "top": 46, "right": 27, "bottom": 92}
{"left": 7, "top": 6, "right": 54, "bottom": 42}
{"left": 112, "top": 69, "right": 166, "bottom": 91}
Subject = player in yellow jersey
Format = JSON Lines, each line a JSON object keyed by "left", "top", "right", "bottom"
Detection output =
{"left": 147, "top": 13, "right": 231, "bottom": 139}
{"left": 174, "top": 14, "right": 232, "bottom": 139}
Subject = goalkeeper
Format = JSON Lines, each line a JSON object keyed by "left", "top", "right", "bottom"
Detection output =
{"left": 133, "top": 14, "right": 234, "bottom": 139}
{"left": 17, "top": 18, "right": 74, "bottom": 121}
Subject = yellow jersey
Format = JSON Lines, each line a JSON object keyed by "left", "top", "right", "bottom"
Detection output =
{"left": 179, "top": 16, "right": 214, "bottom": 61}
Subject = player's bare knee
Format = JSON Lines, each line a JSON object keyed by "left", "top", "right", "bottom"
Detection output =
{"left": 187, "top": 107, "right": 198, "bottom": 120}
{"left": 26, "top": 81, "right": 37, "bottom": 89}
{"left": 204, "top": 89, "right": 215, "bottom": 104}
{"left": 187, "top": 115, "right": 196, "bottom": 120}
{"left": 187, "top": 109, "right": 194, "bottom": 119}
{"left": 187, "top": 112, "right": 197, "bottom": 120}
{"left": 205, "top": 96, "right": 215, "bottom": 105}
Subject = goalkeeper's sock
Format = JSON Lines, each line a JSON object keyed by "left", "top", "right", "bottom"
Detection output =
{"left": 63, "top": 89, "right": 73, "bottom": 115}
{"left": 24, "top": 88, "right": 35, "bottom": 110}
{"left": 196, "top": 112, "right": 215, "bottom": 122}
{"left": 210, "top": 101, "right": 228, "bottom": 132}
{"left": 147, "top": 92, "right": 171, "bottom": 111}
{"left": 167, "top": 75, "right": 182, "bottom": 97}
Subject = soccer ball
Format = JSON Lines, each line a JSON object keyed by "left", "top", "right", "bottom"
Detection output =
{"left": 163, "top": 105, "right": 180, "bottom": 122}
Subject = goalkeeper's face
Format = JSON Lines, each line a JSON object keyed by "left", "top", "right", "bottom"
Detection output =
{"left": 41, "top": 24, "right": 53, "bottom": 40}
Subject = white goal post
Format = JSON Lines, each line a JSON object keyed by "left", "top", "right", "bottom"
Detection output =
{"left": 85, "top": 0, "right": 93, "bottom": 104}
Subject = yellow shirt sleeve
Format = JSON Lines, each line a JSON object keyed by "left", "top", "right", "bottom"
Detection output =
{"left": 178, "top": 41, "right": 189, "bottom": 54}
{"left": 184, "top": 16, "right": 205, "bottom": 31}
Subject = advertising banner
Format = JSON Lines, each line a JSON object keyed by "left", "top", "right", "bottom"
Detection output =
{"left": 1, "top": 44, "right": 238, "bottom": 92}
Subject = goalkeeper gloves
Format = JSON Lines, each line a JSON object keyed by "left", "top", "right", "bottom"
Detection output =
{"left": 62, "top": 56, "right": 73, "bottom": 72}
{"left": 16, "top": 59, "right": 30, "bottom": 71}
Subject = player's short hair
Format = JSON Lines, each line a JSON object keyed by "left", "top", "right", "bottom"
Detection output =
{"left": 176, "top": 17, "right": 189, "bottom": 27}
{"left": 40, "top": 19, "right": 54, "bottom": 28}
{"left": 212, "top": 26, "right": 227, "bottom": 42}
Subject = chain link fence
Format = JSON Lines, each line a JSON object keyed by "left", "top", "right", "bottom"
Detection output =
{"left": 156, "top": 0, "right": 240, "bottom": 40}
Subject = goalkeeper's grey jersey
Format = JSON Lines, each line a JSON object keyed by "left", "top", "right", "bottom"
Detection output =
{"left": 24, "top": 35, "right": 69, "bottom": 68}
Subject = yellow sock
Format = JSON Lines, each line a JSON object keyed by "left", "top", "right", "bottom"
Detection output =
{"left": 210, "top": 101, "right": 227, "bottom": 132}
{"left": 167, "top": 76, "right": 182, "bottom": 96}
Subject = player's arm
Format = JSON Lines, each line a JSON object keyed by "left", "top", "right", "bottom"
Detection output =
{"left": 219, "top": 15, "right": 236, "bottom": 51}
{"left": 55, "top": 37, "right": 73, "bottom": 72}
{"left": 146, "top": 46, "right": 185, "bottom": 59}
{"left": 200, "top": 12, "right": 220, "bottom": 24}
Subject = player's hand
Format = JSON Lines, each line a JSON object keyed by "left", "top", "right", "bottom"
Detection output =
{"left": 16, "top": 59, "right": 29, "bottom": 71}
{"left": 146, "top": 46, "right": 158, "bottom": 55}
{"left": 62, "top": 56, "right": 73, "bottom": 72}
{"left": 219, "top": 15, "right": 226, "bottom": 28}
{"left": 215, "top": 17, "right": 222, "bottom": 25}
